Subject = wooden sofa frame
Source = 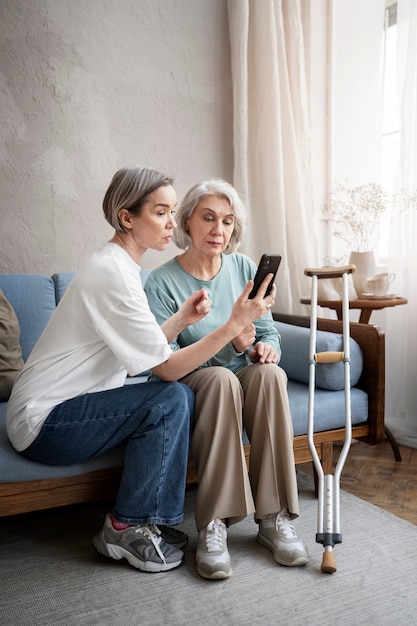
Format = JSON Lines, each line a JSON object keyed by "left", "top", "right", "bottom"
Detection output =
{"left": 0, "top": 314, "right": 385, "bottom": 517}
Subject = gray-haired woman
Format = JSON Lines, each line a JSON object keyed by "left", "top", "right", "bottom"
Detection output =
{"left": 145, "top": 178, "right": 308, "bottom": 580}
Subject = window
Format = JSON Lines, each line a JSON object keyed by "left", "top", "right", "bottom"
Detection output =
{"left": 381, "top": 2, "right": 398, "bottom": 190}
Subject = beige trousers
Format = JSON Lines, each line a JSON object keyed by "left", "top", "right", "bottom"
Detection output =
{"left": 181, "top": 363, "right": 299, "bottom": 530}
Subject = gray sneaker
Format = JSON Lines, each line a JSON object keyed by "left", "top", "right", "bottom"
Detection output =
{"left": 257, "top": 510, "right": 308, "bottom": 567}
{"left": 93, "top": 514, "right": 184, "bottom": 572}
{"left": 196, "top": 518, "right": 232, "bottom": 580}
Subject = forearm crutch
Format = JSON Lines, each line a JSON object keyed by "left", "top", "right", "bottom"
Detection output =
{"left": 304, "top": 264, "right": 356, "bottom": 574}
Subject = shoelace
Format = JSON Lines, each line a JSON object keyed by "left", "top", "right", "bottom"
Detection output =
{"left": 134, "top": 524, "right": 166, "bottom": 564}
{"left": 274, "top": 510, "right": 297, "bottom": 539}
{"left": 205, "top": 518, "right": 225, "bottom": 552}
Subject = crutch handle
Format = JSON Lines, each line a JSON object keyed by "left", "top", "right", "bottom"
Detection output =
{"left": 321, "top": 551, "right": 337, "bottom": 574}
{"left": 304, "top": 265, "right": 356, "bottom": 279}
{"left": 315, "top": 351, "right": 345, "bottom": 363}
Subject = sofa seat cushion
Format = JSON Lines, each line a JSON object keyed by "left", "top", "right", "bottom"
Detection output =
{"left": 276, "top": 322, "right": 363, "bottom": 391}
{"left": 288, "top": 380, "right": 368, "bottom": 437}
{"left": 0, "top": 404, "right": 125, "bottom": 483}
{"left": 0, "top": 291, "right": 24, "bottom": 401}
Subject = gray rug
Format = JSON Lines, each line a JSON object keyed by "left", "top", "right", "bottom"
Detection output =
{"left": 1, "top": 471, "right": 416, "bottom": 626}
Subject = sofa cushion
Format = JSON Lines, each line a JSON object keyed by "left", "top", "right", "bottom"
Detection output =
{"left": 0, "top": 275, "right": 56, "bottom": 361}
{"left": 276, "top": 322, "right": 363, "bottom": 391}
{"left": 0, "top": 291, "right": 24, "bottom": 401}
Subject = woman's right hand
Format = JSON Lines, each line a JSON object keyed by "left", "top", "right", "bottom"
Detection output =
{"left": 230, "top": 274, "right": 276, "bottom": 330}
{"left": 177, "top": 288, "right": 212, "bottom": 327}
{"left": 161, "top": 288, "right": 212, "bottom": 344}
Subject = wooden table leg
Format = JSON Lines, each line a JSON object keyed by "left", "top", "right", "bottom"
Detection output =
{"left": 358, "top": 309, "right": 373, "bottom": 324}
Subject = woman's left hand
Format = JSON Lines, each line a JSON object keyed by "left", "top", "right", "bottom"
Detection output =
{"left": 247, "top": 342, "right": 278, "bottom": 364}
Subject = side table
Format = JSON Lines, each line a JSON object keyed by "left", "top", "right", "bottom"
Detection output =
{"left": 300, "top": 294, "right": 408, "bottom": 461}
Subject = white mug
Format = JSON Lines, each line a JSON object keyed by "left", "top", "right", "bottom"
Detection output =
{"left": 365, "top": 272, "right": 395, "bottom": 296}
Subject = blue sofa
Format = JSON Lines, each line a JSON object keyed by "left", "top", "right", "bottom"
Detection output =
{"left": 0, "top": 272, "right": 385, "bottom": 516}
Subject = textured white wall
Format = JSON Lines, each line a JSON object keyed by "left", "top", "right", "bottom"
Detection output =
{"left": 0, "top": 0, "right": 233, "bottom": 273}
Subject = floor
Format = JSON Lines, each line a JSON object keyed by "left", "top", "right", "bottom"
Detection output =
{"left": 298, "top": 438, "right": 417, "bottom": 526}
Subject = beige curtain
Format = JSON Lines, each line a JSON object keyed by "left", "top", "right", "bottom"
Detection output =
{"left": 381, "top": 0, "right": 417, "bottom": 447}
{"left": 227, "top": 0, "right": 319, "bottom": 314}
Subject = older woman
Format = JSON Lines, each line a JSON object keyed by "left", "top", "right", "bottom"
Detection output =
{"left": 7, "top": 168, "right": 273, "bottom": 575}
{"left": 145, "top": 179, "right": 308, "bottom": 580}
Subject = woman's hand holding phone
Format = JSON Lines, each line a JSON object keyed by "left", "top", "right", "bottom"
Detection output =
{"left": 248, "top": 254, "right": 282, "bottom": 299}
{"left": 229, "top": 275, "right": 276, "bottom": 334}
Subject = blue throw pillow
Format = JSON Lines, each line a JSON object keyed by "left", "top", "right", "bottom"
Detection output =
{"left": 276, "top": 322, "right": 363, "bottom": 391}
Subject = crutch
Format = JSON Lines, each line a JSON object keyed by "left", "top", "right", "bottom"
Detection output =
{"left": 304, "top": 264, "right": 356, "bottom": 574}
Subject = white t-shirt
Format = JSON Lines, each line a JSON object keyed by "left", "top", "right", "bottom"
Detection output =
{"left": 6, "top": 243, "right": 172, "bottom": 451}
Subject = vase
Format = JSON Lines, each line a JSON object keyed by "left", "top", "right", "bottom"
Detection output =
{"left": 349, "top": 251, "right": 377, "bottom": 298}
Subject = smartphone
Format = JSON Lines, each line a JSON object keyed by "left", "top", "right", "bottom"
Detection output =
{"left": 248, "top": 254, "right": 282, "bottom": 299}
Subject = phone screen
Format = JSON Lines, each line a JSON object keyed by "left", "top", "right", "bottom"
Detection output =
{"left": 248, "top": 254, "right": 282, "bottom": 299}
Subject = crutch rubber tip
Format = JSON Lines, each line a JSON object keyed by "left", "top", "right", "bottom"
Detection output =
{"left": 321, "top": 552, "right": 337, "bottom": 574}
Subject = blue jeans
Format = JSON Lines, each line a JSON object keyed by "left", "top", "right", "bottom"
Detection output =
{"left": 23, "top": 381, "right": 194, "bottom": 526}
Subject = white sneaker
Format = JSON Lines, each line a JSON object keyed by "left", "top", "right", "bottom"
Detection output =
{"left": 257, "top": 510, "right": 308, "bottom": 567}
{"left": 196, "top": 518, "right": 232, "bottom": 580}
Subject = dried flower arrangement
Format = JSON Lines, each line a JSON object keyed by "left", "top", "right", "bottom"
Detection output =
{"left": 325, "top": 181, "right": 417, "bottom": 252}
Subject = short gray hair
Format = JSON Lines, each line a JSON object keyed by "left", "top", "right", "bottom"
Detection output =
{"left": 103, "top": 166, "right": 174, "bottom": 232}
{"left": 173, "top": 179, "right": 247, "bottom": 253}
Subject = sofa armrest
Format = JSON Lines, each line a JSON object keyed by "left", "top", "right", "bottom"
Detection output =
{"left": 273, "top": 313, "right": 385, "bottom": 444}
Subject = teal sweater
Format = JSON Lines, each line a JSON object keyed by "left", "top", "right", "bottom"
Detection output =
{"left": 144, "top": 253, "right": 281, "bottom": 374}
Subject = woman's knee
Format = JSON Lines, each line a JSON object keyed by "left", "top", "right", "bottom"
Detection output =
{"left": 246, "top": 363, "right": 288, "bottom": 387}
{"left": 269, "top": 364, "right": 288, "bottom": 386}
{"left": 187, "top": 366, "right": 241, "bottom": 395}
{"left": 144, "top": 382, "right": 194, "bottom": 429}
{"left": 210, "top": 366, "right": 241, "bottom": 390}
